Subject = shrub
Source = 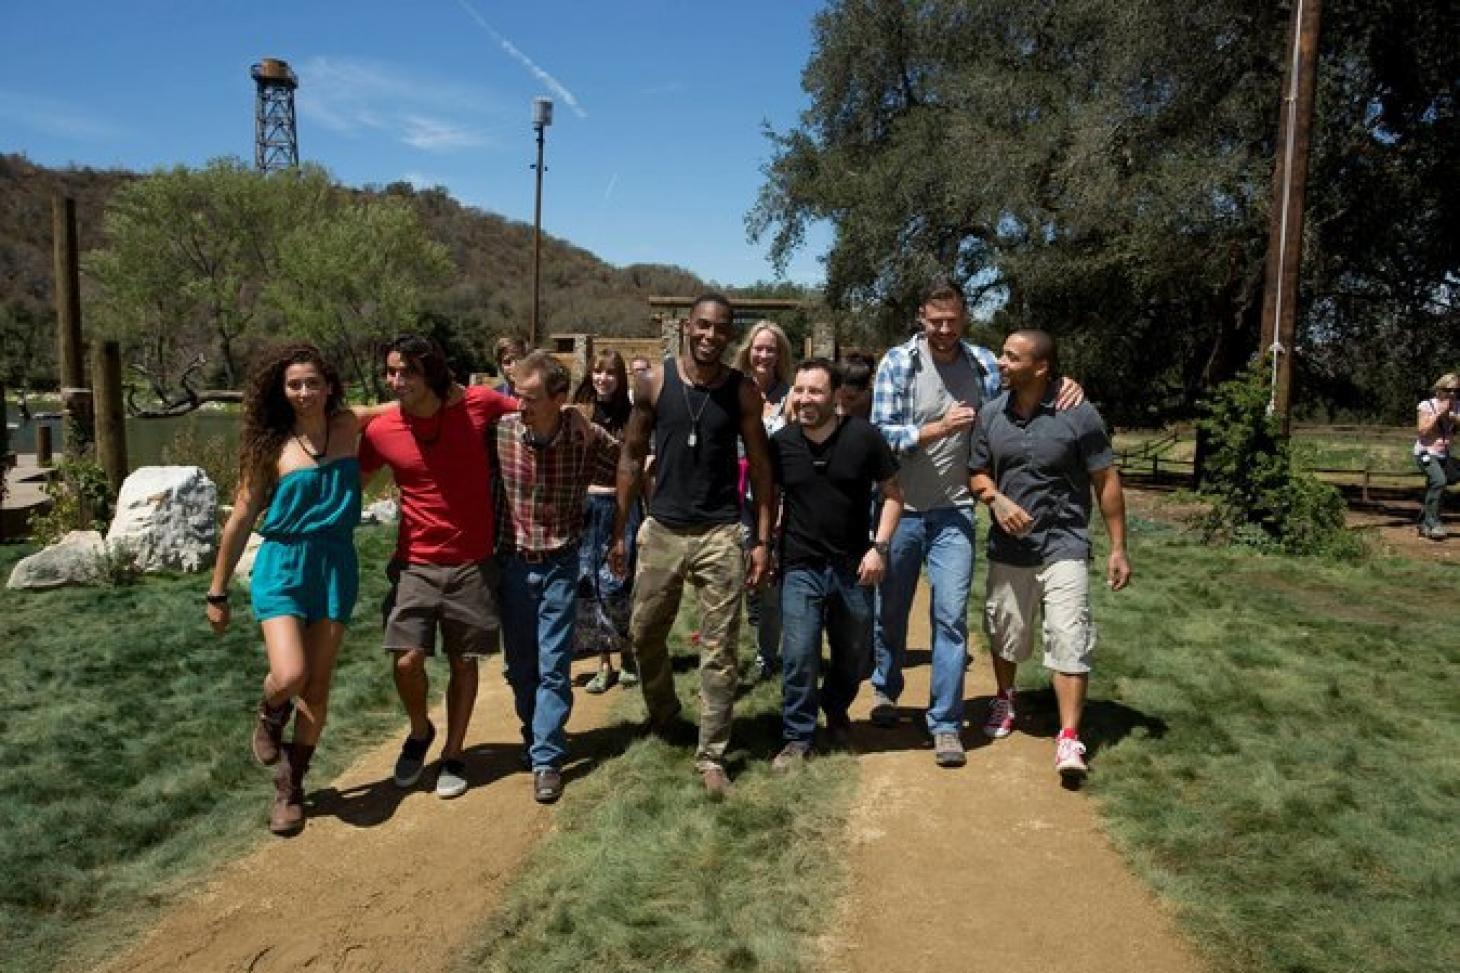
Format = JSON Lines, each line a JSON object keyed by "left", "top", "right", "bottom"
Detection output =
{"left": 27, "top": 457, "right": 111, "bottom": 547}
{"left": 161, "top": 421, "right": 237, "bottom": 503}
{"left": 1196, "top": 361, "right": 1366, "bottom": 558}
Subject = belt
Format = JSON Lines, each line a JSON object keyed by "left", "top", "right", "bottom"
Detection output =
{"left": 509, "top": 543, "right": 578, "bottom": 564}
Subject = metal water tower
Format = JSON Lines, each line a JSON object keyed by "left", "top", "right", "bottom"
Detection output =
{"left": 250, "top": 58, "right": 299, "bottom": 172}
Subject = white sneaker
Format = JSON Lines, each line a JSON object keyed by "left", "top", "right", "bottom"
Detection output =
{"left": 1055, "top": 736, "right": 1088, "bottom": 779}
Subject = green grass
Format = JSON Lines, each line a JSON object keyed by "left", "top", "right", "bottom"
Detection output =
{"left": 1072, "top": 517, "right": 1460, "bottom": 973}
{"left": 0, "top": 526, "right": 407, "bottom": 973}
{"left": 458, "top": 617, "right": 858, "bottom": 973}
{"left": 461, "top": 516, "right": 1458, "bottom": 973}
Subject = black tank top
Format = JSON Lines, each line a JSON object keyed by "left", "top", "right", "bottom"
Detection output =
{"left": 650, "top": 358, "right": 744, "bottom": 527}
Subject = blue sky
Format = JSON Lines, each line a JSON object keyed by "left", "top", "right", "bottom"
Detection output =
{"left": 0, "top": 0, "right": 832, "bottom": 287}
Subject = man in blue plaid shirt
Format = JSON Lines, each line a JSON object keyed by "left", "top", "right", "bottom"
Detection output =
{"left": 869, "top": 277, "right": 1080, "bottom": 767}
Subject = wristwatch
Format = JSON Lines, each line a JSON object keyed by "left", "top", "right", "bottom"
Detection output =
{"left": 204, "top": 592, "right": 230, "bottom": 606}
{"left": 873, "top": 540, "right": 891, "bottom": 557}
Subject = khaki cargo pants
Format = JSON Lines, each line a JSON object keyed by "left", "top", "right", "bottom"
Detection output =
{"left": 629, "top": 516, "right": 745, "bottom": 771}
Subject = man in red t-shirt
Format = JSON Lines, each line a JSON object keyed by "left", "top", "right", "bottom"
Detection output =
{"left": 360, "top": 334, "right": 516, "bottom": 799}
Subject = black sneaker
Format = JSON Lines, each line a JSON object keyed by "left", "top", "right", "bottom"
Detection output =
{"left": 533, "top": 767, "right": 564, "bottom": 804}
{"left": 393, "top": 720, "right": 436, "bottom": 788}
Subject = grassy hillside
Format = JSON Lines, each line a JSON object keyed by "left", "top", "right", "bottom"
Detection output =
{"left": 0, "top": 153, "right": 709, "bottom": 389}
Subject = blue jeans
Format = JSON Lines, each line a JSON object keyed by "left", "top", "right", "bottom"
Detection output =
{"left": 873, "top": 506, "right": 976, "bottom": 734}
{"left": 780, "top": 562, "right": 875, "bottom": 744}
{"left": 500, "top": 545, "right": 579, "bottom": 770}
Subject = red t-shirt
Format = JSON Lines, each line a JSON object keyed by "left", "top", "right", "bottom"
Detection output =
{"left": 360, "top": 385, "right": 517, "bottom": 564}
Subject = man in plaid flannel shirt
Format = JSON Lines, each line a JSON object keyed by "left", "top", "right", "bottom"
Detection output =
{"left": 492, "top": 351, "right": 620, "bottom": 804}
{"left": 869, "top": 277, "right": 1080, "bottom": 768}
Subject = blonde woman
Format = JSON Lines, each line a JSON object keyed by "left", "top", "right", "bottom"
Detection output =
{"left": 733, "top": 320, "right": 793, "bottom": 681}
{"left": 1415, "top": 372, "right": 1460, "bottom": 540}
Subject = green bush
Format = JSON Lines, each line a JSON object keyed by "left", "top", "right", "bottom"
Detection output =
{"left": 1196, "top": 362, "right": 1365, "bottom": 558}
{"left": 27, "top": 457, "right": 110, "bottom": 546}
{"left": 160, "top": 421, "right": 237, "bottom": 503}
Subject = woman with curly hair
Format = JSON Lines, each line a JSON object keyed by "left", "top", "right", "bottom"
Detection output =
{"left": 206, "top": 343, "right": 384, "bottom": 835}
{"left": 571, "top": 349, "right": 640, "bottom": 692}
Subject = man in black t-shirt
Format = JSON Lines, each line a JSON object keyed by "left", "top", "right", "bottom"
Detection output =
{"left": 770, "top": 359, "right": 904, "bottom": 770}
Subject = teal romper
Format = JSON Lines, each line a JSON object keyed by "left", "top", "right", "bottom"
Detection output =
{"left": 250, "top": 457, "right": 362, "bottom": 625}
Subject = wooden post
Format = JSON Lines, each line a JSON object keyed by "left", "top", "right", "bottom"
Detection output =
{"left": 1361, "top": 460, "right": 1371, "bottom": 505}
{"left": 1258, "top": 0, "right": 1323, "bottom": 437}
{"left": 53, "top": 194, "right": 94, "bottom": 455}
{"left": 36, "top": 424, "right": 54, "bottom": 467}
{"left": 93, "top": 340, "right": 128, "bottom": 495}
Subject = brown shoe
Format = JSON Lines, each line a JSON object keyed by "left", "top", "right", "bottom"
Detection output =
{"left": 771, "top": 741, "right": 812, "bottom": 773}
{"left": 269, "top": 743, "right": 313, "bottom": 836}
{"left": 700, "top": 765, "right": 732, "bottom": 798}
{"left": 252, "top": 698, "right": 293, "bottom": 766}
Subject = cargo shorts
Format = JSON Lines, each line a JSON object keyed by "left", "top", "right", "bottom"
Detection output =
{"left": 982, "top": 559, "right": 1096, "bottom": 674}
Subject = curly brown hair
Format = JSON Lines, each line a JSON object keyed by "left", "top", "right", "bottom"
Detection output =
{"left": 238, "top": 343, "right": 344, "bottom": 498}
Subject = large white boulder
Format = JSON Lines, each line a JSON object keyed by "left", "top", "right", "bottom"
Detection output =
{"left": 107, "top": 466, "right": 218, "bottom": 573}
{"left": 6, "top": 530, "right": 106, "bottom": 589}
{"left": 360, "top": 498, "right": 399, "bottom": 525}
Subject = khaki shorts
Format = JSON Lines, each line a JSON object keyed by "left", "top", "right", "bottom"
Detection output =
{"left": 982, "top": 559, "right": 1096, "bottom": 674}
{"left": 382, "top": 559, "right": 501, "bottom": 657}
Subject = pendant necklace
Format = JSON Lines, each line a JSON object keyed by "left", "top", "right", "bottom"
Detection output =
{"left": 294, "top": 422, "right": 331, "bottom": 464}
{"left": 680, "top": 364, "right": 719, "bottom": 448}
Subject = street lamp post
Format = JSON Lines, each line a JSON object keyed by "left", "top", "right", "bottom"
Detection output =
{"left": 530, "top": 96, "right": 553, "bottom": 348}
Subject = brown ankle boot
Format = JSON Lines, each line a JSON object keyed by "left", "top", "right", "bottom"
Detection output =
{"left": 252, "top": 698, "right": 294, "bottom": 766}
{"left": 269, "top": 743, "right": 314, "bottom": 836}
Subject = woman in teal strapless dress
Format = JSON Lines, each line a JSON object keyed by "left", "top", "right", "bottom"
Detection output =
{"left": 206, "top": 343, "right": 387, "bottom": 836}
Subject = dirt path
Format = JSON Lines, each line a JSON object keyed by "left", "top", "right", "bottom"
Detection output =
{"left": 825, "top": 582, "right": 1204, "bottom": 973}
{"left": 97, "top": 657, "right": 624, "bottom": 973}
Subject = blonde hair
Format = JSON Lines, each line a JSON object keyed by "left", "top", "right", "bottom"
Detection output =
{"left": 734, "top": 320, "right": 793, "bottom": 389}
{"left": 1433, "top": 372, "right": 1460, "bottom": 392}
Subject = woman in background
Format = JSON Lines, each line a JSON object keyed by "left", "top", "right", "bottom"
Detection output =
{"left": 207, "top": 344, "right": 375, "bottom": 835}
{"left": 572, "top": 349, "right": 640, "bottom": 691}
{"left": 1415, "top": 372, "right": 1460, "bottom": 540}
{"left": 733, "top": 320, "right": 793, "bottom": 682}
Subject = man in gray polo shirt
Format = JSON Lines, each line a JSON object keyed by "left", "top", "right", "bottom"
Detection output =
{"left": 967, "top": 329, "right": 1130, "bottom": 781}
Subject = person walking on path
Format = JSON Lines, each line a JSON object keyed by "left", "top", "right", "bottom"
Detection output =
{"left": 493, "top": 352, "right": 621, "bottom": 804}
{"left": 968, "top": 330, "right": 1130, "bottom": 782}
{"left": 610, "top": 294, "right": 775, "bottom": 797}
{"left": 770, "top": 358, "right": 903, "bottom": 771}
{"left": 572, "top": 349, "right": 641, "bottom": 693}
{"left": 734, "top": 320, "right": 793, "bottom": 683}
{"left": 869, "top": 276, "right": 1082, "bottom": 768}
{"left": 1414, "top": 373, "right": 1460, "bottom": 540}
{"left": 359, "top": 334, "right": 517, "bottom": 800}
{"left": 208, "top": 343, "right": 375, "bottom": 835}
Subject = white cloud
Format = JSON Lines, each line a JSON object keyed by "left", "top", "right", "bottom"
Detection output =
{"left": 402, "top": 115, "right": 488, "bottom": 151}
{"left": 0, "top": 89, "right": 117, "bottom": 140}
{"left": 296, "top": 56, "right": 491, "bottom": 152}
{"left": 453, "top": 0, "right": 589, "bottom": 119}
{"left": 602, "top": 172, "right": 619, "bottom": 203}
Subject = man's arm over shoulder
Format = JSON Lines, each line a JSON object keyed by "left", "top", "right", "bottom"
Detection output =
{"left": 466, "top": 382, "right": 519, "bottom": 421}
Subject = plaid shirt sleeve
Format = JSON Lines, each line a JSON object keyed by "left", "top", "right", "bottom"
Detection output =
{"left": 587, "top": 424, "right": 620, "bottom": 487}
{"left": 967, "top": 343, "right": 1001, "bottom": 401}
{"left": 871, "top": 341, "right": 921, "bottom": 456}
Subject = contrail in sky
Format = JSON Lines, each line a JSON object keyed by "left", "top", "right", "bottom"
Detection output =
{"left": 603, "top": 172, "right": 619, "bottom": 202}
{"left": 453, "top": 0, "right": 588, "bottom": 118}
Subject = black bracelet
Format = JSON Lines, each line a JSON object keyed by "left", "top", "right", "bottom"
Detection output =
{"left": 204, "top": 592, "right": 230, "bottom": 606}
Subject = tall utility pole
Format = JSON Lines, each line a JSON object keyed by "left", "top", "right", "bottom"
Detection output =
{"left": 530, "top": 97, "right": 553, "bottom": 348}
{"left": 1259, "top": 0, "right": 1323, "bottom": 436}
{"left": 52, "top": 194, "right": 92, "bottom": 455}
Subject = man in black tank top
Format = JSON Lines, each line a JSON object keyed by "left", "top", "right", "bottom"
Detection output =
{"left": 609, "top": 294, "right": 775, "bottom": 797}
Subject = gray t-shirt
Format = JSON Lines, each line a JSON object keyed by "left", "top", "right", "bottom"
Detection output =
{"left": 899, "top": 338, "right": 987, "bottom": 512}
{"left": 968, "top": 386, "right": 1116, "bottom": 566}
